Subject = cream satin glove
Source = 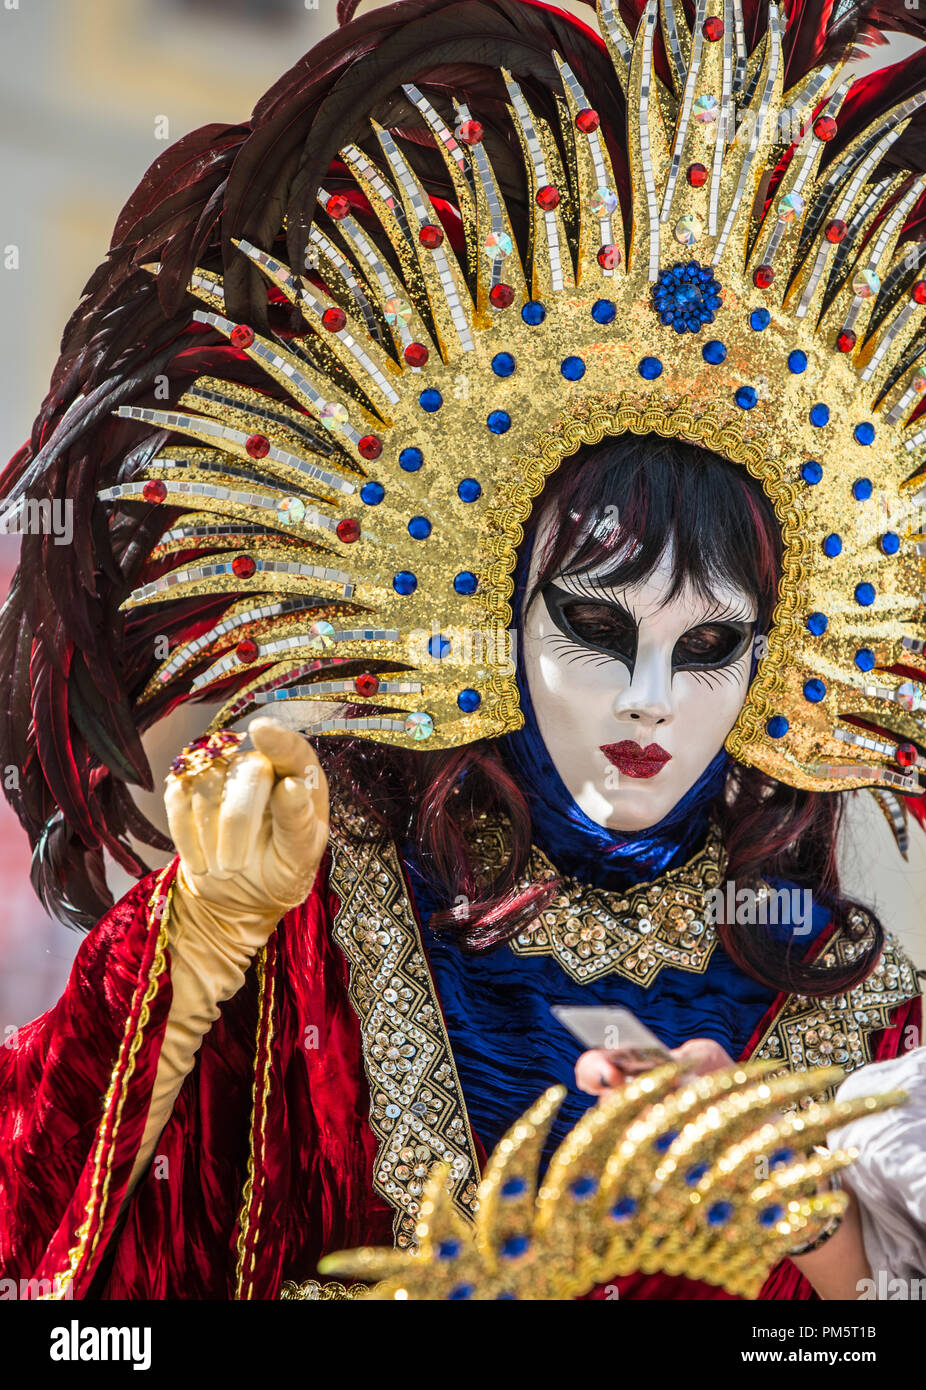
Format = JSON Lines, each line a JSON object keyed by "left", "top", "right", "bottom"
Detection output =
{"left": 124, "top": 717, "right": 330, "bottom": 1199}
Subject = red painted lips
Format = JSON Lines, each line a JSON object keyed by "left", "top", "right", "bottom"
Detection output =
{"left": 600, "top": 740, "right": 672, "bottom": 779}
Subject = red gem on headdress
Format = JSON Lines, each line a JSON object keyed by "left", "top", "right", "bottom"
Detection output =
{"left": 336, "top": 518, "right": 361, "bottom": 543}
{"left": 142, "top": 480, "right": 167, "bottom": 503}
{"left": 913, "top": 280, "right": 926, "bottom": 304}
{"left": 232, "top": 555, "right": 256, "bottom": 578}
{"left": 536, "top": 185, "right": 560, "bottom": 210}
{"left": 703, "top": 17, "right": 724, "bottom": 40}
{"left": 322, "top": 306, "right": 346, "bottom": 331}
{"left": 354, "top": 673, "right": 380, "bottom": 696}
{"left": 813, "top": 115, "right": 838, "bottom": 141}
{"left": 687, "top": 162, "right": 708, "bottom": 187}
{"left": 836, "top": 329, "right": 857, "bottom": 353}
{"left": 489, "top": 283, "right": 515, "bottom": 308}
{"left": 597, "top": 244, "right": 621, "bottom": 270}
{"left": 358, "top": 434, "right": 382, "bottom": 460}
{"left": 230, "top": 324, "right": 255, "bottom": 350}
{"left": 245, "top": 433, "right": 270, "bottom": 459}
{"left": 325, "top": 194, "right": 351, "bottom": 220}
{"left": 753, "top": 264, "right": 774, "bottom": 288}
{"left": 896, "top": 742, "right": 917, "bottom": 768}
{"left": 236, "top": 639, "right": 258, "bottom": 664}
{"left": 419, "top": 224, "right": 444, "bottom": 248}
{"left": 404, "top": 342, "right": 429, "bottom": 366}
{"left": 825, "top": 219, "right": 847, "bottom": 243}
{"left": 576, "top": 109, "right": 600, "bottom": 133}
{"left": 457, "top": 120, "right": 484, "bottom": 145}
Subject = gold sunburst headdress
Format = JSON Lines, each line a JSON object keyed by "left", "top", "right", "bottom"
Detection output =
{"left": 101, "top": 0, "right": 926, "bottom": 796}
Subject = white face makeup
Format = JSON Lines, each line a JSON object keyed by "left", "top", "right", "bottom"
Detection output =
{"left": 521, "top": 513, "right": 758, "bottom": 833}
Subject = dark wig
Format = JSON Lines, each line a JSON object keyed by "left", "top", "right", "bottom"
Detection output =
{"left": 1, "top": 0, "right": 922, "bottom": 991}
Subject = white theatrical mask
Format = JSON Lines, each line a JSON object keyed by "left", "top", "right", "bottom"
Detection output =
{"left": 521, "top": 513, "right": 758, "bottom": 833}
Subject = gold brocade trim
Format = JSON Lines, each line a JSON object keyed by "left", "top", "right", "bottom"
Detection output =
{"left": 280, "top": 1278, "right": 372, "bottom": 1300}
{"left": 471, "top": 818, "right": 727, "bottom": 986}
{"left": 327, "top": 803, "right": 481, "bottom": 1249}
{"left": 753, "top": 923, "right": 921, "bottom": 1091}
{"left": 46, "top": 864, "right": 174, "bottom": 1300}
{"left": 234, "top": 942, "right": 277, "bottom": 1300}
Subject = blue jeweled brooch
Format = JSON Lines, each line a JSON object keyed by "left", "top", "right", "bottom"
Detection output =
{"left": 651, "top": 261, "right": 723, "bottom": 333}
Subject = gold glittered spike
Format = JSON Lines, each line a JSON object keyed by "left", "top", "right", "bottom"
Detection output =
{"left": 862, "top": 257, "right": 926, "bottom": 403}
{"left": 553, "top": 52, "right": 626, "bottom": 288}
{"left": 659, "top": 0, "right": 691, "bottom": 97}
{"left": 597, "top": 0, "right": 635, "bottom": 87}
{"left": 501, "top": 73, "right": 575, "bottom": 297}
{"left": 369, "top": 119, "right": 477, "bottom": 359}
{"left": 473, "top": 1085, "right": 564, "bottom": 1273}
{"left": 400, "top": 82, "right": 479, "bottom": 283}
{"left": 626, "top": 0, "right": 671, "bottom": 283}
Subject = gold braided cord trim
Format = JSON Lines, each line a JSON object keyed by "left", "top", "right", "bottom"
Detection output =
{"left": 46, "top": 865, "right": 174, "bottom": 1300}
{"left": 234, "top": 942, "right": 277, "bottom": 1300}
{"left": 479, "top": 397, "right": 809, "bottom": 761}
{"left": 279, "top": 1278, "right": 373, "bottom": 1300}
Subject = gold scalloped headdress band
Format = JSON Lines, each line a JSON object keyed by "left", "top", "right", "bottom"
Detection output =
{"left": 101, "top": 0, "right": 926, "bottom": 796}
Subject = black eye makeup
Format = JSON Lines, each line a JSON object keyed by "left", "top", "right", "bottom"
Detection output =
{"left": 541, "top": 581, "right": 755, "bottom": 676}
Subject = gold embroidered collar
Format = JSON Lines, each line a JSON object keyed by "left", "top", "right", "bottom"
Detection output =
{"left": 469, "top": 818, "right": 727, "bottom": 987}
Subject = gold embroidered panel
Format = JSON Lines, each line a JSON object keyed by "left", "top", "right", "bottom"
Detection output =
{"left": 327, "top": 803, "right": 481, "bottom": 1248}
{"left": 754, "top": 923, "right": 921, "bottom": 1096}
{"left": 471, "top": 818, "right": 727, "bottom": 986}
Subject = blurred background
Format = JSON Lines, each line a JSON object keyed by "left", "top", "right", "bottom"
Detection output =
{"left": 0, "top": 1, "right": 924, "bottom": 1030}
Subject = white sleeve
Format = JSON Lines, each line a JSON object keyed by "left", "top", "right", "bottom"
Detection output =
{"left": 827, "top": 1048, "right": 926, "bottom": 1283}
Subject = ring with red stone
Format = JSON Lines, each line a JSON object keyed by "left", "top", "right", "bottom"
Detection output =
{"left": 167, "top": 729, "right": 244, "bottom": 780}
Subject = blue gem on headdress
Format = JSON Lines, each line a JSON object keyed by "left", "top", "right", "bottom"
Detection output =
{"left": 360, "top": 481, "right": 385, "bottom": 505}
{"left": 501, "top": 1234, "right": 531, "bottom": 1259}
{"left": 419, "top": 388, "right": 443, "bottom": 412}
{"left": 458, "top": 478, "right": 482, "bottom": 502}
{"left": 855, "top": 421, "right": 875, "bottom": 445}
{"left": 639, "top": 356, "right": 663, "bottom": 379}
{"left": 735, "top": 385, "right": 757, "bottom": 409}
{"left": 801, "top": 460, "right": 823, "bottom": 484}
{"left": 651, "top": 260, "right": 723, "bottom": 332}
{"left": 592, "top": 299, "right": 616, "bottom": 324}
{"left": 750, "top": 308, "right": 771, "bottom": 330}
{"left": 684, "top": 1162, "right": 710, "bottom": 1186}
{"left": 437, "top": 1239, "right": 461, "bottom": 1261}
{"left": 393, "top": 571, "right": 417, "bottom": 595}
{"left": 561, "top": 355, "right": 586, "bottom": 380}
{"left": 806, "top": 612, "right": 828, "bottom": 635}
{"left": 881, "top": 531, "right": 900, "bottom": 554}
{"left": 492, "top": 352, "right": 516, "bottom": 377}
{"left": 399, "top": 447, "right": 423, "bottom": 472}
{"left": 767, "top": 716, "right": 789, "bottom": 738}
{"left": 788, "top": 350, "right": 807, "bottom": 374}
{"left": 454, "top": 571, "right": 477, "bottom": 594}
{"left": 522, "top": 300, "right": 546, "bottom": 326}
{"left": 703, "top": 339, "right": 726, "bottom": 364}
{"left": 570, "top": 1176, "right": 597, "bottom": 1199}
{"left": 758, "top": 1203, "right": 785, "bottom": 1228}
{"left": 408, "top": 516, "right": 431, "bottom": 539}
{"left": 488, "top": 410, "right": 511, "bottom": 433}
{"left": 853, "top": 478, "right": 873, "bottom": 500}
{"left": 501, "top": 1177, "right": 527, "bottom": 1198}
{"left": 653, "top": 1129, "right": 679, "bottom": 1153}
{"left": 448, "top": 1284, "right": 475, "bottom": 1300}
{"left": 855, "top": 582, "right": 876, "bottom": 606}
{"left": 823, "top": 533, "right": 842, "bottom": 557}
{"left": 610, "top": 1196, "right": 638, "bottom": 1222}
{"left": 855, "top": 648, "right": 876, "bottom": 671}
{"left": 458, "top": 688, "right": 481, "bottom": 712}
{"left": 769, "top": 1147, "right": 794, "bottom": 1169}
{"left": 429, "top": 634, "right": 452, "bottom": 659}
{"left": 810, "top": 403, "right": 830, "bottom": 426}
{"left": 803, "top": 678, "right": 826, "bottom": 702}
{"left": 707, "top": 1201, "right": 734, "bottom": 1226}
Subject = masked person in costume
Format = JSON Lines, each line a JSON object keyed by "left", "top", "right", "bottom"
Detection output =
{"left": 1, "top": 0, "right": 926, "bottom": 1302}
